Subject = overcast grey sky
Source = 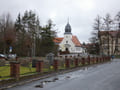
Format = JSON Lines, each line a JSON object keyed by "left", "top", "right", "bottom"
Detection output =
{"left": 0, "top": 0, "right": 120, "bottom": 43}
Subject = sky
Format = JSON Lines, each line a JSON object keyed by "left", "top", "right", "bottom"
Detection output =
{"left": 0, "top": 0, "right": 120, "bottom": 43}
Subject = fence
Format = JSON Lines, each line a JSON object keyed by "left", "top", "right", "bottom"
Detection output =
{"left": 0, "top": 56, "right": 111, "bottom": 80}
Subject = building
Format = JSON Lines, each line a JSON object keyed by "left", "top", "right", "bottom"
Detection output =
{"left": 99, "top": 30, "right": 120, "bottom": 55}
{"left": 82, "top": 43, "right": 98, "bottom": 55}
{"left": 54, "top": 22, "right": 85, "bottom": 56}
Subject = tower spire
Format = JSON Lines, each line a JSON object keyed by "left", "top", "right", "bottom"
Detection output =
{"left": 64, "top": 18, "right": 72, "bottom": 34}
{"left": 67, "top": 17, "right": 69, "bottom": 24}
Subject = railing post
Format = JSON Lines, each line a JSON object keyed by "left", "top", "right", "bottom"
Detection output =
{"left": 74, "top": 58, "right": 79, "bottom": 67}
{"left": 94, "top": 57, "right": 96, "bottom": 63}
{"left": 81, "top": 58, "right": 85, "bottom": 65}
{"left": 87, "top": 56, "right": 91, "bottom": 65}
{"left": 65, "top": 56, "right": 70, "bottom": 68}
{"left": 102, "top": 57, "right": 104, "bottom": 62}
{"left": 96, "top": 57, "right": 99, "bottom": 63}
{"left": 103, "top": 56, "right": 105, "bottom": 62}
{"left": 36, "top": 60, "right": 43, "bottom": 73}
{"left": 92, "top": 57, "right": 94, "bottom": 64}
{"left": 100, "top": 57, "right": 102, "bottom": 62}
{"left": 10, "top": 61, "right": 20, "bottom": 79}
{"left": 108, "top": 56, "right": 111, "bottom": 61}
{"left": 53, "top": 59, "right": 59, "bottom": 71}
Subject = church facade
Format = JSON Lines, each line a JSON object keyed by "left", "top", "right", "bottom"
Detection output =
{"left": 54, "top": 22, "right": 85, "bottom": 55}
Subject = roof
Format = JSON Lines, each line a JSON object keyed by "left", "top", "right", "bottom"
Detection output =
{"left": 53, "top": 36, "right": 81, "bottom": 47}
{"left": 53, "top": 37, "right": 63, "bottom": 43}
{"left": 99, "top": 30, "right": 120, "bottom": 37}
{"left": 72, "top": 36, "right": 81, "bottom": 47}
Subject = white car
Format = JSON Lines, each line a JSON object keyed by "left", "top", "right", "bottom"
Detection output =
{"left": 8, "top": 54, "right": 17, "bottom": 59}
{"left": 0, "top": 54, "right": 6, "bottom": 58}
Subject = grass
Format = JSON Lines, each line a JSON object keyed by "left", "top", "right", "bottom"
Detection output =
{"left": 0, "top": 65, "right": 10, "bottom": 77}
{"left": 0, "top": 65, "right": 36, "bottom": 80}
{"left": 114, "top": 55, "right": 120, "bottom": 58}
{"left": 70, "top": 64, "right": 75, "bottom": 68}
{"left": 20, "top": 66, "right": 36, "bottom": 75}
{"left": 0, "top": 66, "right": 36, "bottom": 77}
{"left": 0, "top": 65, "right": 55, "bottom": 80}
{"left": 59, "top": 65, "right": 65, "bottom": 70}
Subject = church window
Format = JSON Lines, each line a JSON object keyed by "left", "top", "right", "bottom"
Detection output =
{"left": 66, "top": 48, "right": 68, "bottom": 51}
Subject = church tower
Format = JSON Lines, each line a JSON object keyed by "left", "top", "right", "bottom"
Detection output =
{"left": 57, "top": 20, "right": 82, "bottom": 54}
{"left": 63, "top": 21, "right": 73, "bottom": 52}
{"left": 64, "top": 21, "right": 72, "bottom": 39}
{"left": 64, "top": 21, "right": 72, "bottom": 34}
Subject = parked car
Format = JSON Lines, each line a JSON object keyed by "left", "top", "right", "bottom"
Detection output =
{"left": 7, "top": 54, "right": 17, "bottom": 59}
{"left": 0, "top": 54, "right": 6, "bottom": 58}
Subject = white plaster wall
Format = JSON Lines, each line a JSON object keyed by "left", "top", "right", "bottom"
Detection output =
{"left": 59, "top": 34, "right": 83, "bottom": 53}
{"left": 59, "top": 34, "right": 75, "bottom": 52}
{"left": 75, "top": 47, "right": 83, "bottom": 53}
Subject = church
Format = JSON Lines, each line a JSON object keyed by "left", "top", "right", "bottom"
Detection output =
{"left": 54, "top": 21, "right": 85, "bottom": 55}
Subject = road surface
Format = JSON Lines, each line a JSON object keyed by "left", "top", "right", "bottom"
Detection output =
{"left": 7, "top": 59, "right": 120, "bottom": 90}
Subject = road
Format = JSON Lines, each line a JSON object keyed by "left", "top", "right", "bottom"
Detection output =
{"left": 7, "top": 59, "right": 120, "bottom": 90}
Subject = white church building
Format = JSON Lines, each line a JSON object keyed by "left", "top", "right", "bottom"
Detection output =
{"left": 54, "top": 22, "right": 85, "bottom": 55}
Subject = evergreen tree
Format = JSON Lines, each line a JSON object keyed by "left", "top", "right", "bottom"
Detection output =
{"left": 40, "top": 19, "right": 56, "bottom": 56}
{"left": 15, "top": 10, "right": 41, "bottom": 56}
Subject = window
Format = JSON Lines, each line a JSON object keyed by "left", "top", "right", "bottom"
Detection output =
{"left": 66, "top": 41, "right": 68, "bottom": 43}
{"left": 66, "top": 48, "right": 68, "bottom": 51}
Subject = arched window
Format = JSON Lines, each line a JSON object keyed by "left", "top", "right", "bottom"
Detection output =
{"left": 66, "top": 48, "right": 68, "bottom": 51}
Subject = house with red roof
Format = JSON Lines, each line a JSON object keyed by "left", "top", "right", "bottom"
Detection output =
{"left": 54, "top": 22, "right": 85, "bottom": 55}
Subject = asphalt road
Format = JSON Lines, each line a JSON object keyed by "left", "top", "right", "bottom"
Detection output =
{"left": 7, "top": 59, "right": 120, "bottom": 90}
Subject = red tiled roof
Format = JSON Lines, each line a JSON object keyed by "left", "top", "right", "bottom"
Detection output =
{"left": 72, "top": 36, "right": 81, "bottom": 46}
{"left": 53, "top": 36, "right": 81, "bottom": 47}
{"left": 100, "top": 30, "right": 120, "bottom": 37}
{"left": 53, "top": 37, "right": 63, "bottom": 43}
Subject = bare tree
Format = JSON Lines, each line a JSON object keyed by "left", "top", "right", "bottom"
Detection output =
{"left": 103, "top": 13, "right": 113, "bottom": 56}
{"left": 0, "top": 13, "right": 15, "bottom": 54}
{"left": 114, "top": 11, "right": 120, "bottom": 55}
{"left": 89, "top": 15, "right": 102, "bottom": 55}
{"left": 93, "top": 15, "right": 102, "bottom": 55}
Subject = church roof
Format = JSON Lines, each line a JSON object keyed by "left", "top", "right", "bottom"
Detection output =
{"left": 53, "top": 37, "right": 63, "bottom": 43}
{"left": 53, "top": 36, "right": 81, "bottom": 47}
{"left": 99, "top": 30, "right": 120, "bottom": 37}
{"left": 72, "top": 36, "right": 81, "bottom": 47}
